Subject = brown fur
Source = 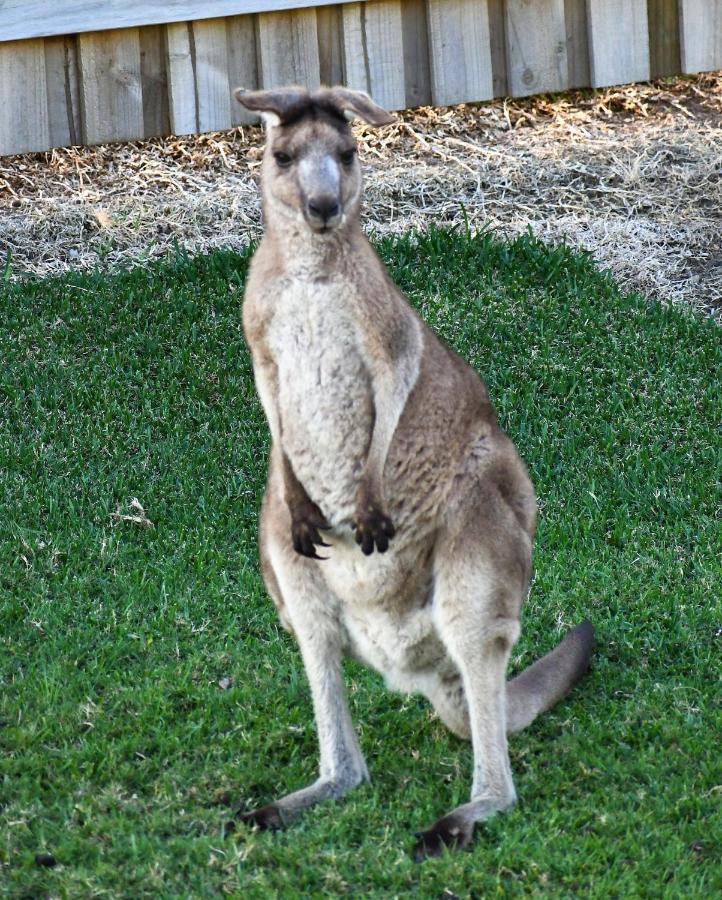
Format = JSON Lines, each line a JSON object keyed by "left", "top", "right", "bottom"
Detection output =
{"left": 233, "top": 86, "right": 593, "bottom": 858}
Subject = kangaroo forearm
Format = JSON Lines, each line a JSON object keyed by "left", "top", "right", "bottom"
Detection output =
{"left": 281, "top": 450, "right": 330, "bottom": 559}
{"left": 359, "top": 347, "right": 420, "bottom": 502}
{"left": 352, "top": 356, "right": 416, "bottom": 554}
{"left": 282, "top": 451, "right": 310, "bottom": 508}
{"left": 253, "top": 350, "right": 328, "bottom": 556}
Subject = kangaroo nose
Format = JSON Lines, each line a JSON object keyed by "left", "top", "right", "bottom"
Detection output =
{"left": 307, "top": 197, "right": 340, "bottom": 223}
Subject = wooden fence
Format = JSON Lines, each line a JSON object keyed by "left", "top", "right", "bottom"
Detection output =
{"left": 0, "top": 0, "right": 720, "bottom": 156}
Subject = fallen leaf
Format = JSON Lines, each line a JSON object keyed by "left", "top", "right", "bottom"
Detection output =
{"left": 93, "top": 208, "right": 113, "bottom": 229}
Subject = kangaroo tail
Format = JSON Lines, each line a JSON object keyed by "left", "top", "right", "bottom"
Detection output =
{"left": 506, "top": 619, "right": 594, "bottom": 734}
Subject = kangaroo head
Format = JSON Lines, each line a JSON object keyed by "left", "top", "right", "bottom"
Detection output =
{"left": 235, "top": 86, "right": 394, "bottom": 235}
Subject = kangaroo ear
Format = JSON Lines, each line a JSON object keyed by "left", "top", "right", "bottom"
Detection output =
{"left": 319, "top": 87, "right": 396, "bottom": 126}
{"left": 233, "top": 87, "right": 310, "bottom": 126}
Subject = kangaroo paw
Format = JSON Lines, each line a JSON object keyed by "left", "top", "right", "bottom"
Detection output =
{"left": 290, "top": 499, "right": 331, "bottom": 559}
{"left": 352, "top": 505, "right": 395, "bottom": 555}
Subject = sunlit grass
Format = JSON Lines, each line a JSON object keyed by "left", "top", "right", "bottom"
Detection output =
{"left": 1, "top": 230, "right": 720, "bottom": 897}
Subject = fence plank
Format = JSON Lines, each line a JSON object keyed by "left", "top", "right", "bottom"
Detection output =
{"left": 256, "top": 8, "right": 320, "bottom": 88}
{"left": 0, "top": 0, "right": 351, "bottom": 43}
{"left": 586, "top": 0, "right": 650, "bottom": 87}
{"left": 227, "top": 14, "right": 259, "bottom": 124}
{"left": 679, "top": 0, "right": 722, "bottom": 73}
{"left": 192, "top": 19, "right": 232, "bottom": 131}
{"left": 317, "top": 5, "right": 345, "bottom": 87}
{"left": 45, "top": 36, "right": 70, "bottom": 148}
{"left": 505, "top": 0, "right": 568, "bottom": 97}
{"left": 487, "top": 0, "right": 508, "bottom": 96}
{"left": 45, "top": 36, "right": 81, "bottom": 148}
{"left": 0, "top": 38, "right": 49, "bottom": 154}
{"left": 426, "top": 0, "right": 493, "bottom": 107}
{"left": 342, "top": 1, "right": 405, "bottom": 110}
{"left": 139, "top": 25, "right": 170, "bottom": 136}
{"left": 78, "top": 29, "right": 144, "bottom": 144}
{"left": 564, "top": 0, "right": 590, "bottom": 87}
{"left": 648, "top": 0, "right": 680, "bottom": 79}
{"left": 401, "top": 0, "right": 431, "bottom": 107}
{"left": 165, "top": 22, "right": 197, "bottom": 133}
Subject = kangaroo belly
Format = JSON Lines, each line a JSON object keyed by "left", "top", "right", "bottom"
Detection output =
{"left": 341, "top": 595, "right": 459, "bottom": 693}
{"left": 268, "top": 278, "right": 374, "bottom": 521}
{"left": 315, "top": 531, "right": 457, "bottom": 690}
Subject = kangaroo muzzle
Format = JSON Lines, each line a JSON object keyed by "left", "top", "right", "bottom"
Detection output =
{"left": 300, "top": 155, "right": 342, "bottom": 232}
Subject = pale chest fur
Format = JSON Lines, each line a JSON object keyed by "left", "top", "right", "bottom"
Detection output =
{"left": 265, "top": 274, "right": 374, "bottom": 522}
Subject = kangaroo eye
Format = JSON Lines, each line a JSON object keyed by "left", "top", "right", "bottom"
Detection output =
{"left": 273, "top": 151, "right": 293, "bottom": 168}
{"left": 340, "top": 149, "right": 356, "bottom": 166}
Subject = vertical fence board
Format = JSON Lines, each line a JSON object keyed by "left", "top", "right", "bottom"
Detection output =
{"left": 0, "top": 39, "right": 49, "bottom": 155}
{"left": 192, "top": 19, "right": 232, "bottom": 132}
{"left": 45, "top": 36, "right": 70, "bottom": 148}
{"left": 317, "top": 5, "right": 344, "bottom": 86}
{"left": 256, "top": 9, "right": 320, "bottom": 89}
{"left": 505, "top": 0, "right": 568, "bottom": 97}
{"left": 679, "top": 0, "right": 722, "bottom": 73}
{"left": 342, "top": 1, "right": 405, "bottom": 109}
{"left": 487, "top": 0, "right": 508, "bottom": 96}
{"left": 45, "top": 35, "right": 81, "bottom": 148}
{"left": 78, "top": 29, "right": 143, "bottom": 144}
{"left": 227, "top": 15, "right": 259, "bottom": 124}
{"left": 139, "top": 24, "right": 169, "bottom": 136}
{"left": 165, "top": 22, "right": 197, "bottom": 134}
{"left": 586, "top": 0, "right": 650, "bottom": 87}
{"left": 401, "top": 0, "right": 431, "bottom": 107}
{"left": 564, "top": 0, "right": 590, "bottom": 86}
{"left": 66, "top": 38, "right": 82, "bottom": 145}
{"left": 648, "top": 0, "right": 681, "bottom": 78}
{"left": 427, "top": 0, "right": 493, "bottom": 106}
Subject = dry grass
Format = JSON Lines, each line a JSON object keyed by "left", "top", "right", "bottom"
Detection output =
{"left": 1, "top": 73, "right": 720, "bottom": 314}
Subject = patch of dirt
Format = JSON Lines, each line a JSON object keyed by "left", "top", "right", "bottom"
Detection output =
{"left": 1, "top": 73, "right": 720, "bottom": 316}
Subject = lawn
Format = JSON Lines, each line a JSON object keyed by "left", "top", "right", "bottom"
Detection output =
{"left": 1, "top": 230, "right": 720, "bottom": 898}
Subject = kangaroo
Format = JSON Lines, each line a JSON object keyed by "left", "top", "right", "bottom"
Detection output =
{"left": 232, "top": 85, "right": 594, "bottom": 860}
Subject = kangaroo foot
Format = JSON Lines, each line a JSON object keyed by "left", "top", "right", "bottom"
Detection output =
{"left": 413, "top": 812, "right": 473, "bottom": 862}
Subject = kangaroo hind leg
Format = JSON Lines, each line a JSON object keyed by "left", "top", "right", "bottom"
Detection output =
{"left": 238, "top": 493, "right": 368, "bottom": 831}
{"left": 414, "top": 506, "right": 530, "bottom": 860}
{"left": 425, "top": 672, "right": 470, "bottom": 740}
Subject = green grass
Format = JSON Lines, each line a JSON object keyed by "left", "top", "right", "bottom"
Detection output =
{"left": 1, "top": 230, "right": 720, "bottom": 898}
